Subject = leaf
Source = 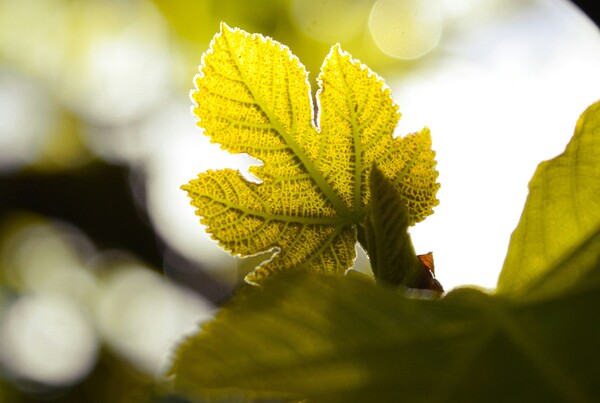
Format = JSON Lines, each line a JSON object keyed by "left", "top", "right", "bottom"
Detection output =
{"left": 170, "top": 271, "right": 600, "bottom": 402}
{"left": 498, "top": 100, "right": 600, "bottom": 300}
{"left": 366, "top": 165, "right": 442, "bottom": 291}
{"left": 183, "top": 23, "right": 439, "bottom": 283}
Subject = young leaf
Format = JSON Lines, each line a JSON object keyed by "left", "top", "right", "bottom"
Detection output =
{"left": 498, "top": 100, "right": 600, "bottom": 300}
{"left": 366, "top": 165, "right": 442, "bottom": 291}
{"left": 170, "top": 271, "right": 600, "bottom": 402}
{"left": 183, "top": 23, "right": 439, "bottom": 284}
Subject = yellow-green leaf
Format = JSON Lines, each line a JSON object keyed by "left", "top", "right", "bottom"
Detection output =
{"left": 497, "top": 100, "right": 600, "bottom": 300}
{"left": 183, "top": 23, "right": 439, "bottom": 283}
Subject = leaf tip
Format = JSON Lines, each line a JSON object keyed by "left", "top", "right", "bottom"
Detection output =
{"left": 331, "top": 42, "right": 343, "bottom": 54}
{"left": 219, "top": 21, "right": 232, "bottom": 34}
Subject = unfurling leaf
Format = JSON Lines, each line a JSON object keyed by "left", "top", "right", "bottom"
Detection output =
{"left": 366, "top": 165, "right": 442, "bottom": 291}
{"left": 183, "top": 23, "right": 439, "bottom": 284}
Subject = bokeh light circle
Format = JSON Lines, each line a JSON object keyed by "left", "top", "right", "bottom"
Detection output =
{"left": 369, "top": 0, "right": 443, "bottom": 59}
{"left": 95, "top": 265, "right": 214, "bottom": 376}
{"left": 0, "top": 294, "right": 98, "bottom": 386}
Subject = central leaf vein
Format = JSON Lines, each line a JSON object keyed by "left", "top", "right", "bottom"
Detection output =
{"left": 222, "top": 30, "right": 353, "bottom": 220}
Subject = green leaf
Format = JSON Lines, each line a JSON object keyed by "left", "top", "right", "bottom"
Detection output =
{"left": 182, "top": 23, "right": 439, "bottom": 284}
{"left": 365, "top": 165, "right": 442, "bottom": 291}
{"left": 170, "top": 271, "right": 600, "bottom": 402}
{"left": 498, "top": 101, "right": 600, "bottom": 300}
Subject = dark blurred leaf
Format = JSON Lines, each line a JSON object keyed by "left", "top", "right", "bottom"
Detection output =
{"left": 170, "top": 269, "right": 599, "bottom": 402}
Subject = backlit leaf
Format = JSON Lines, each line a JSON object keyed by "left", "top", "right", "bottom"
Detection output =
{"left": 498, "top": 100, "right": 600, "bottom": 300}
{"left": 183, "top": 23, "right": 439, "bottom": 283}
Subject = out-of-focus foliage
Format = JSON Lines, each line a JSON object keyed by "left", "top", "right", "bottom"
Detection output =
{"left": 0, "top": 214, "right": 212, "bottom": 401}
{"left": 152, "top": 0, "right": 416, "bottom": 89}
{"left": 152, "top": 0, "right": 284, "bottom": 43}
{"left": 182, "top": 24, "right": 439, "bottom": 284}
{"left": 171, "top": 101, "right": 600, "bottom": 401}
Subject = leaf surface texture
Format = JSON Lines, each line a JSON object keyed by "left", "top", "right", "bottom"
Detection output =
{"left": 183, "top": 24, "right": 439, "bottom": 283}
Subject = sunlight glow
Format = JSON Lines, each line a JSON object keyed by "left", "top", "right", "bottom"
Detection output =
{"left": 393, "top": 0, "right": 600, "bottom": 290}
{"left": 142, "top": 100, "right": 257, "bottom": 283}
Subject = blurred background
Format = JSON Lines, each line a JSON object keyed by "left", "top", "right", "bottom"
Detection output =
{"left": 0, "top": 0, "right": 599, "bottom": 401}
